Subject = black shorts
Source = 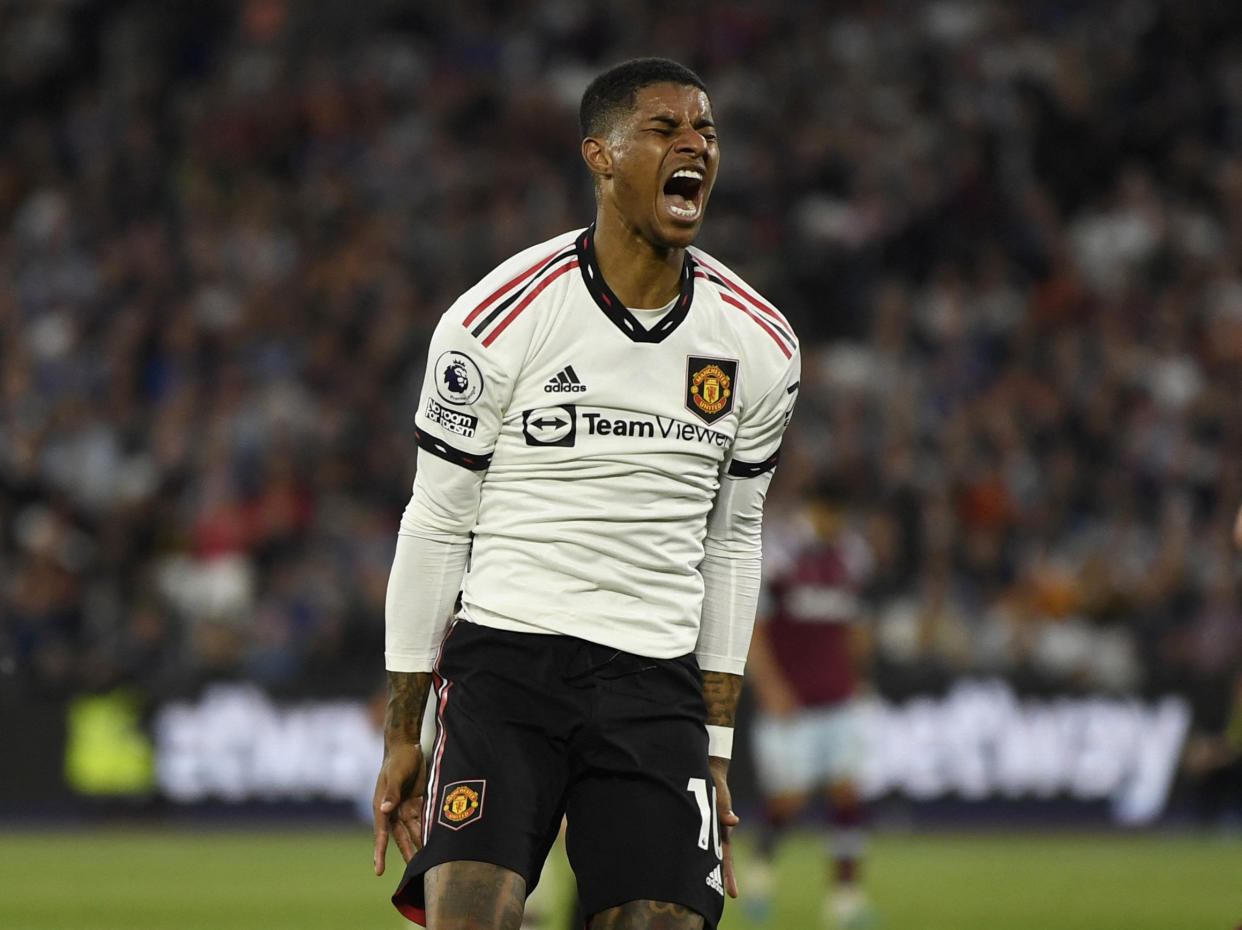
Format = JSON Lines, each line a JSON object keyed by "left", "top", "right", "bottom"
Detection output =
{"left": 392, "top": 619, "right": 726, "bottom": 928}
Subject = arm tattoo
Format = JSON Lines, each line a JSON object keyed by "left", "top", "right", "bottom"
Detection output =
{"left": 385, "top": 670, "right": 432, "bottom": 744}
{"left": 701, "top": 670, "right": 743, "bottom": 728}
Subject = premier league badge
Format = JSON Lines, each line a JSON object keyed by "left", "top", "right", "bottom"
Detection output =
{"left": 435, "top": 351, "right": 484, "bottom": 405}
{"left": 686, "top": 356, "right": 737, "bottom": 424}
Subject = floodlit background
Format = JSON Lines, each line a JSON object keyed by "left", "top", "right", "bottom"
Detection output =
{"left": 1, "top": 1, "right": 1240, "bottom": 928}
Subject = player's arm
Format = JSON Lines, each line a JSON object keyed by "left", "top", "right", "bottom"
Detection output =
{"left": 745, "top": 616, "right": 801, "bottom": 717}
{"left": 694, "top": 476, "right": 765, "bottom": 901}
{"left": 374, "top": 308, "right": 508, "bottom": 876}
{"left": 696, "top": 345, "right": 801, "bottom": 897}
{"left": 696, "top": 506, "right": 767, "bottom": 901}
{"left": 701, "top": 668, "right": 744, "bottom": 893}
{"left": 373, "top": 670, "right": 433, "bottom": 874}
{"left": 373, "top": 468, "right": 480, "bottom": 876}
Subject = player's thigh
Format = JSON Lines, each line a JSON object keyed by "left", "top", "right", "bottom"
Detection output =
{"left": 424, "top": 860, "right": 526, "bottom": 930}
{"left": 588, "top": 899, "right": 705, "bottom": 930}
{"left": 752, "top": 711, "right": 818, "bottom": 796}
{"left": 567, "top": 767, "right": 722, "bottom": 914}
{"left": 817, "top": 702, "right": 866, "bottom": 784}
{"left": 391, "top": 622, "right": 574, "bottom": 919}
{"left": 566, "top": 654, "right": 725, "bottom": 927}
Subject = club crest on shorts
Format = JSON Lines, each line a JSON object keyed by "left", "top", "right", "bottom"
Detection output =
{"left": 686, "top": 356, "right": 738, "bottom": 424}
{"left": 438, "top": 779, "right": 485, "bottom": 830}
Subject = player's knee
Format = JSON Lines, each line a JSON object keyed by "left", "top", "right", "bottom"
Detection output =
{"left": 424, "top": 860, "right": 527, "bottom": 930}
{"left": 827, "top": 780, "right": 860, "bottom": 810}
{"left": 763, "top": 791, "right": 808, "bottom": 823}
{"left": 587, "top": 899, "right": 705, "bottom": 930}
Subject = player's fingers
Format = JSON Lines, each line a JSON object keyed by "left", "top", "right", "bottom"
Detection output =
{"left": 372, "top": 813, "right": 390, "bottom": 876}
{"left": 714, "top": 787, "right": 740, "bottom": 899}
{"left": 392, "top": 816, "right": 417, "bottom": 863}
{"left": 722, "top": 834, "right": 739, "bottom": 898}
{"left": 409, "top": 819, "right": 425, "bottom": 852}
{"left": 372, "top": 771, "right": 402, "bottom": 875}
{"left": 398, "top": 800, "right": 425, "bottom": 851}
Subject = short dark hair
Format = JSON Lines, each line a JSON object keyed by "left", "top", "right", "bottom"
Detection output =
{"left": 579, "top": 57, "right": 708, "bottom": 139}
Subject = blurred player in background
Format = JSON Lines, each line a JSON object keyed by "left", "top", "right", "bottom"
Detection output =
{"left": 371, "top": 57, "right": 800, "bottom": 930}
{"left": 1174, "top": 501, "right": 1242, "bottom": 830}
{"left": 745, "top": 484, "right": 875, "bottom": 929}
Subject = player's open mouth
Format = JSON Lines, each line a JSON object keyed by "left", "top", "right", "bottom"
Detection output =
{"left": 663, "top": 167, "right": 704, "bottom": 220}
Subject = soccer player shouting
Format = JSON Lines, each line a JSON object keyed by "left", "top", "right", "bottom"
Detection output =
{"left": 372, "top": 58, "right": 800, "bottom": 930}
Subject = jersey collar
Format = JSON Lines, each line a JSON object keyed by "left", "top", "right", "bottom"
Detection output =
{"left": 574, "top": 225, "right": 695, "bottom": 343}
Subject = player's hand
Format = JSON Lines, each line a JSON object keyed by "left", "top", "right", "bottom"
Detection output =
{"left": 1233, "top": 504, "right": 1242, "bottom": 549}
{"left": 708, "top": 756, "right": 741, "bottom": 898}
{"left": 372, "top": 741, "right": 427, "bottom": 876}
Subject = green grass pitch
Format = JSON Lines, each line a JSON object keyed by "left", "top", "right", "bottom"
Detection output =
{"left": 0, "top": 826, "right": 1237, "bottom": 929}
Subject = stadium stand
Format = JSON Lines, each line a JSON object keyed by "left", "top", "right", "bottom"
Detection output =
{"left": 1, "top": 0, "right": 1240, "bottom": 820}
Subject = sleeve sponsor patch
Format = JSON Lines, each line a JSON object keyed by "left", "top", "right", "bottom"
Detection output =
{"left": 425, "top": 397, "right": 479, "bottom": 438}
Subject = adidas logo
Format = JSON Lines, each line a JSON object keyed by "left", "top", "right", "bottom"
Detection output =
{"left": 705, "top": 864, "right": 724, "bottom": 896}
{"left": 544, "top": 365, "right": 587, "bottom": 393}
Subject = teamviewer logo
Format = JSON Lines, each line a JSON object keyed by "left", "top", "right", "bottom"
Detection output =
{"left": 522, "top": 405, "right": 576, "bottom": 446}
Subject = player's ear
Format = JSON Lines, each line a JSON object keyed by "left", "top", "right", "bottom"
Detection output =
{"left": 582, "top": 136, "right": 612, "bottom": 180}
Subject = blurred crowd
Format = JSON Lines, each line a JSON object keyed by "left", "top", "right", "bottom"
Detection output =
{"left": 1, "top": 0, "right": 1241, "bottom": 756}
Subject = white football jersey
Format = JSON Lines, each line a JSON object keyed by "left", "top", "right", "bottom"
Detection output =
{"left": 402, "top": 226, "right": 800, "bottom": 660}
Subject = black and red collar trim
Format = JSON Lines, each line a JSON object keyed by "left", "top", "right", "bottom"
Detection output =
{"left": 574, "top": 225, "right": 695, "bottom": 343}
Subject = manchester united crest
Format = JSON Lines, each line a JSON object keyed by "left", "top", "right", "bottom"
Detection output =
{"left": 438, "top": 779, "right": 485, "bottom": 830}
{"left": 686, "top": 356, "right": 738, "bottom": 424}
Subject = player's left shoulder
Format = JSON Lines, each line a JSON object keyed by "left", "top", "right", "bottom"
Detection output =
{"left": 689, "top": 246, "right": 799, "bottom": 364}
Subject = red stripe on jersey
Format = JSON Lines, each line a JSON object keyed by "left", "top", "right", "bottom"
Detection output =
{"left": 694, "top": 256, "right": 794, "bottom": 333}
{"left": 481, "top": 260, "right": 579, "bottom": 347}
{"left": 698, "top": 273, "right": 794, "bottom": 358}
{"left": 719, "top": 291, "right": 793, "bottom": 358}
{"left": 462, "top": 247, "right": 563, "bottom": 328}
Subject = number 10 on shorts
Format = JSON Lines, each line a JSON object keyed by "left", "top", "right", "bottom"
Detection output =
{"left": 686, "top": 777, "right": 723, "bottom": 858}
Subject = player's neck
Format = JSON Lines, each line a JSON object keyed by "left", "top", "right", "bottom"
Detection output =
{"left": 591, "top": 214, "right": 685, "bottom": 310}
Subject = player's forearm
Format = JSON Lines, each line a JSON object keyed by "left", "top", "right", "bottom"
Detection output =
{"left": 695, "top": 554, "right": 762, "bottom": 675}
{"left": 384, "top": 526, "right": 470, "bottom": 671}
{"left": 745, "top": 622, "right": 795, "bottom": 708}
{"left": 702, "top": 670, "right": 742, "bottom": 764}
{"left": 383, "top": 670, "right": 432, "bottom": 747}
{"left": 701, "top": 669, "right": 743, "bottom": 727}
